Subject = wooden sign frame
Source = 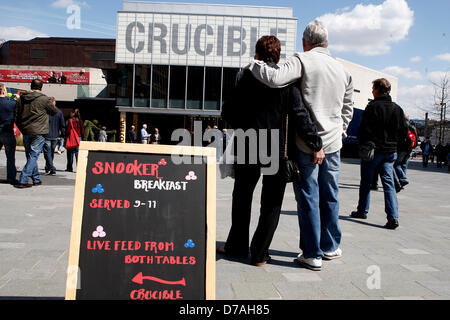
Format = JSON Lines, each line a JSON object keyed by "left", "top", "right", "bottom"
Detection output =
{"left": 65, "top": 141, "right": 216, "bottom": 300}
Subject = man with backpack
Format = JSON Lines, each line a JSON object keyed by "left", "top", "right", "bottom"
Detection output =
{"left": 394, "top": 115, "right": 417, "bottom": 192}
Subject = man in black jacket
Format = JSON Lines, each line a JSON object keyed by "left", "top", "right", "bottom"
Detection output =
{"left": 0, "top": 83, "right": 18, "bottom": 184}
{"left": 43, "top": 97, "right": 65, "bottom": 175}
{"left": 218, "top": 36, "right": 323, "bottom": 266}
{"left": 351, "top": 78, "right": 409, "bottom": 229}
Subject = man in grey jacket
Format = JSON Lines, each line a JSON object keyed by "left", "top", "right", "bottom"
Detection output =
{"left": 14, "top": 79, "right": 58, "bottom": 188}
{"left": 248, "top": 20, "right": 354, "bottom": 271}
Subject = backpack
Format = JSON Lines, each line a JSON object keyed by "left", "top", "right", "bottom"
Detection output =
{"left": 408, "top": 129, "right": 417, "bottom": 149}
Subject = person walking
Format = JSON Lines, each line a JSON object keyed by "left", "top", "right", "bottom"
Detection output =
{"left": 65, "top": 109, "right": 84, "bottom": 172}
{"left": 350, "top": 78, "right": 409, "bottom": 230}
{"left": 43, "top": 97, "right": 65, "bottom": 175}
{"left": 0, "top": 83, "right": 18, "bottom": 185}
{"left": 140, "top": 124, "right": 149, "bottom": 144}
{"left": 393, "top": 114, "right": 414, "bottom": 192}
{"left": 127, "top": 125, "right": 137, "bottom": 143}
{"left": 150, "top": 127, "right": 161, "bottom": 144}
{"left": 420, "top": 138, "right": 433, "bottom": 167}
{"left": 434, "top": 140, "right": 445, "bottom": 168}
{"left": 248, "top": 20, "right": 354, "bottom": 271}
{"left": 98, "top": 126, "right": 107, "bottom": 142}
{"left": 218, "top": 35, "right": 323, "bottom": 267}
{"left": 14, "top": 79, "right": 58, "bottom": 188}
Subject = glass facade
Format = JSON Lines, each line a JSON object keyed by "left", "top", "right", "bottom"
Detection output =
{"left": 117, "top": 64, "right": 239, "bottom": 112}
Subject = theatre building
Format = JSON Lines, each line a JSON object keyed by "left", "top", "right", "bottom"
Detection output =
{"left": 0, "top": 1, "right": 398, "bottom": 145}
{"left": 115, "top": 1, "right": 298, "bottom": 143}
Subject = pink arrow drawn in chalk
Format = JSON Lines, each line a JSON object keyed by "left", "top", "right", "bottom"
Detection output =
{"left": 132, "top": 272, "right": 186, "bottom": 286}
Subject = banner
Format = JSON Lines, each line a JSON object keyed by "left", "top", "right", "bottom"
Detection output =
{"left": 0, "top": 70, "right": 89, "bottom": 84}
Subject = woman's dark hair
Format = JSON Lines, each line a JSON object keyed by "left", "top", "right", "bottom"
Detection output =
{"left": 255, "top": 35, "right": 281, "bottom": 64}
{"left": 372, "top": 78, "right": 391, "bottom": 95}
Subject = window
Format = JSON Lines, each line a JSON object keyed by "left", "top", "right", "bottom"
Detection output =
{"left": 222, "top": 68, "right": 239, "bottom": 106}
{"left": 91, "top": 51, "right": 115, "bottom": 61}
{"left": 134, "top": 65, "right": 151, "bottom": 107}
{"left": 151, "top": 65, "right": 169, "bottom": 108}
{"left": 169, "top": 66, "right": 186, "bottom": 109}
{"left": 186, "top": 66, "right": 204, "bottom": 109}
{"left": 204, "top": 67, "right": 221, "bottom": 110}
{"left": 116, "top": 65, "right": 133, "bottom": 106}
{"left": 30, "top": 48, "right": 46, "bottom": 59}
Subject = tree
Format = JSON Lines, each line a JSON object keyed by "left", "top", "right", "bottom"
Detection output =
{"left": 430, "top": 72, "right": 449, "bottom": 143}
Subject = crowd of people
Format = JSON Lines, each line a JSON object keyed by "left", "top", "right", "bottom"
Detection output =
{"left": 419, "top": 138, "right": 450, "bottom": 170}
{"left": 0, "top": 79, "right": 112, "bottom": 187}
{"left": 127, "top": 124, "right": 161, "bottom": 144}
{"left": 0, "top": 20, "right": 449, "bottom": 272}
{"left": 217, "top": 21, "right": 448, "bottom": 272}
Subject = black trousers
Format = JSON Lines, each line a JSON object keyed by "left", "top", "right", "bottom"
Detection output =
{"left": 224, "top": 163, "right": 287, "bottom": 263}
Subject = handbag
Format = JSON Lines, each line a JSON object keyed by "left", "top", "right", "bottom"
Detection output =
{"left": 281, "top": 114, "right": 301, "bottom": 183}
{"left": 65, "top": 120, "right": 80, "bottom": 149}
{"left": 359, "top": 141, "right": 375, "bottom": 161}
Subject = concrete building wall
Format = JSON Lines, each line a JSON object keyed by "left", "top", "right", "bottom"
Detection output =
{"left": 338, "top": 58, "right": 398, "bottom": 111}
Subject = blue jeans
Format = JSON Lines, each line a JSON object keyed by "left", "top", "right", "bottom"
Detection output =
{"left": 43, "top": 139, "right": 57, "bottom": 172}
{"left": 394, "top": 150, "right": 410, "bottom": 185}
{"left": 293, "top": 150, "right": 341, "bottom": 259}
{"left": 357, "top": 152, "right": 398, "bottom": 221}
{"left": 20, "top": 134, "right": 45, "bottom": 184}
{"left": 0, "top": 131, "right": 17, "bottom": 182}
{"left": 66, "top": 137, "right": 81, "bottom": 171}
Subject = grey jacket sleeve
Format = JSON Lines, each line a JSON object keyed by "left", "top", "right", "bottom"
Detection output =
{"left": 248, "top": 55, "right": 303, "bottom": 88}
{"left": 341, "top": 71, "right": 354, "bottom": 138}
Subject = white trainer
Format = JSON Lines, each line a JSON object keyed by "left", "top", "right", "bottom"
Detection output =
{"left": 296, "top": 254, "right": 322, "bottom": 271}
{"left": 323, "top": 248, "right": 342, "bottom": 260}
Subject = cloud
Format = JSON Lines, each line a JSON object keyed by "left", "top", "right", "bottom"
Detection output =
{"left": 410, "top": 56, "right": 421, "bottom": 63}
{"left": 51, "top": 0, "right": 88, "bottom": 8}
{"left": 317, "top": 0, "right": 414, "bottom": 56}
{"left": 0, "top": 26, "right": 48, "bottom": 41}
{"left": 397, "top": 84, "right": 435, "bottom": 119}
{"left": 381, "top": 66, "right": 423, "bottom": 80}
{"left": 435, "top": 53, "right": 450, "bottom": 62}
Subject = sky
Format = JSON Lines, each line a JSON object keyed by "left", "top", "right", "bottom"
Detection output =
{"left": 0, "top": 0, "right": 449, "bottom": 120}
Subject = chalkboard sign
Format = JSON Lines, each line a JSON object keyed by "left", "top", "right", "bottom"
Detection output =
{"left": 65, "top": 142, "right": 216, "bottom": 300}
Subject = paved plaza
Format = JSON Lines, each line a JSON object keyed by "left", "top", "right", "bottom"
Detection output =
{"left": 0, "top": 147, "right": 449, "bottom": 300}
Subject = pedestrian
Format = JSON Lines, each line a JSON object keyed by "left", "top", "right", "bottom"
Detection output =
{"left": 218, "top": 35, "right": 323, "bottom": 267}
{"left": 65, "top": 109, "right": 84, "bottom": 172}
{"left": 434, "top": 140, "right": 445, "bottom": 168}
{"left": 444, "top": 142, "right": 450, "bottom": 167}
{"left": 43, "top": 97, "right": 65, "bottom": 176}
{"left": 127, "top": 125, "right": 137, "bottom": 143}
{"left": 140, "top": 124, "right": 149, "bottom": 144}
{"left": 393, "top": 113, "right": 415, "bottom": 192}
{"left": 420, "top": 138, "right": 433, "bottom": 167}
{"left": 0, "top": 83, "right": 18, "bottom": 185}
{"left": 98, "top": 126, "right": 107, "bottom": 142}
{"left": 150, "top": 127, "right": 161, "bottom": 144}
{"left": 350, "top": 78, "right": 409, "bottom": 230}
{"left": 14, "top": 79, "right": 58, "bottom": 188}
{"left": 248, "top": 20, "right": 354, "bottom": 270}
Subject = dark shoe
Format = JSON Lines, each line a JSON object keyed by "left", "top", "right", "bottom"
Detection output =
{"left": 385, "top": 219, "right": 399, "bottom": 230}
{"left": 251, "top": 255, "right": 272, "bottom": 267}
{"left": 65, "top": 169, "right": 73, "bottom": 172}
{"left": 33, "top": 181, "right": 42, "bottom": 186}
{"left": 216, "top": 247, "right": 248, "bottom": 258}
{"left": 7, "top": 179, "right": 20, "bottom": 186}
{"left": 350, "top": 211, "right": 367, "bottom": 219}
{"left": 14, "top": 183, "right": 33, "bottom": 189}
{"left": 400, "top": 181, "right": 409, "bottom": 187}
{"left": 396, "top": 185, "right": 403, "bottom": 193}
{"left": 48, "top": 171, "right": 56, "bottom": 176}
